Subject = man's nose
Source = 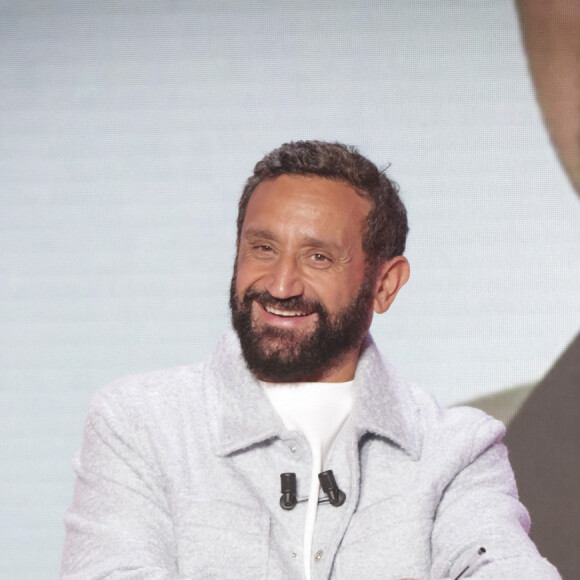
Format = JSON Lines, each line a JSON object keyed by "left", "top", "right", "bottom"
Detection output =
{"left": 264, "top": 254, "right": 304, "bottom": 299}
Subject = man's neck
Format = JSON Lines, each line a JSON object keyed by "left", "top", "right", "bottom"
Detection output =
{"left": 258, "top": 342, "right": 364, "bottom": 384}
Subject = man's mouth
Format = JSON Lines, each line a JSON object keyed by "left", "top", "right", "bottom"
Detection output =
{"left": 263, "top": 304, "right": 312, "bottom": 318}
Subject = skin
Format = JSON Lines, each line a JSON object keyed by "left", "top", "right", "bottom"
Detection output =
{"left": 235, "top": 174, "right": 410, "bottom": 382}
{"left": 516, "top": 0, "right": 580, "bottom": 197}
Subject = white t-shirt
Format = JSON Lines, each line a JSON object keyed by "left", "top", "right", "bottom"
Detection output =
{"left": 263, "top": 380, "right": 354, "bottom": 580}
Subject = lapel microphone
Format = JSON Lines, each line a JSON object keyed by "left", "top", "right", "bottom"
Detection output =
{"left": 318, "top": 470, "right": 346, "bottom": 506}
{"left": 279, "top": 470, "right": 345, "bottom": 510}
{"left": 279, "top": 472, "right": 298, "bottom": 510}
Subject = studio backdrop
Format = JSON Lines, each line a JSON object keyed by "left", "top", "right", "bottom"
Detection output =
{"left": 1, "top": 2, "right": 579, "bottom": 578}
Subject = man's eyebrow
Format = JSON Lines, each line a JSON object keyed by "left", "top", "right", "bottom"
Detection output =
{"left": 300, "top": 235, "right": 341, "bottom": 253}
{"left": 242, "top": 228, "right": 344, "bottom": 254}
{"left": 242, "top": 227, "right": 277, "bottom": 241}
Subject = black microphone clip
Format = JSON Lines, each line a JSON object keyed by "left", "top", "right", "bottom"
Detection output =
{"left": 279, "top": 472, "right": 297, "bottom": 510}
{"left": 279, "top": 470, "right": 346, "bottom": 510}
{"left": 318, "top": 470, "right": 346, "bottom": 507}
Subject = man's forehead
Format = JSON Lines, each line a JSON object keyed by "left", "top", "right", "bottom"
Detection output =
{"left": 246, "top": 174, "right": 370, "bottom": 213}
{"left": 240, "top": 175, "right": 370, "bottom": 252}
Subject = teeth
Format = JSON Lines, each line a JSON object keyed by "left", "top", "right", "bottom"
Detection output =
{"left": 265, "top": 305, "right": 309, "bottom": 317}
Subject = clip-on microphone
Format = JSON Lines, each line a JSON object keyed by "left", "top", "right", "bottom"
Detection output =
{"left": 279, "top": 470, "right": 345, "bottom": 510}
{"left": 318, "top": 470, "right": 346, "bottom": 506}
{"left": 279, "top": 472, "right": 298, "bottom": 510}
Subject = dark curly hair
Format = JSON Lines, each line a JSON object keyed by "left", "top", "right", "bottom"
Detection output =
{"left": 236, "top": 140, "right": 408, "bottom": 266}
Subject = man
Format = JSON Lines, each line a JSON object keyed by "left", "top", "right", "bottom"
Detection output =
{"left": 62, "top": 141, "right": 559, "bottom": 579}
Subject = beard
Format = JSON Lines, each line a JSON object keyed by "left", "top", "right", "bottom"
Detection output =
{"left": 229, "top": 269, "right": 375, "bottom": 382}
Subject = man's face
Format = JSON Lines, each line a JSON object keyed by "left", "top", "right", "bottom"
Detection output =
{"left": 230, "top": 174, "right": 376, "bottom": 383}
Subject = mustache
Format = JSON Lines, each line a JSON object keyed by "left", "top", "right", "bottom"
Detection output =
{"left": 242, "top": 288, "right": 325, "bottom": 315}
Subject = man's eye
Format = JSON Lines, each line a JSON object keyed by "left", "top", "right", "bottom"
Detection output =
{"left": 311, "top": 253, "right": 330, "bottom": 262}
{"left": 254, "top": 244, "right": 273, "bottom": 253}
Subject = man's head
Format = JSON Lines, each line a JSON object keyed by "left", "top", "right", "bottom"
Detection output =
{"left": 235, "top": 140, "right": 408, "bottom": 268}
{"left": 230, "top": 141, "right": 410, "bottom": 383}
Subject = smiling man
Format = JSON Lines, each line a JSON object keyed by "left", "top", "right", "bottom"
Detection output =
{"left": 62, "top": 141, "right": 559, "bottom": 579}
{"left": 230, "top": 173, "right": 407, "bottom": 384}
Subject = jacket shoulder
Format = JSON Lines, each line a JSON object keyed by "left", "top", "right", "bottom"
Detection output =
{"left": 89, "top": 362, "right": 204, "bottom": 417}
{"left": 408, "top": 384, "right": 508, "bottom": 470}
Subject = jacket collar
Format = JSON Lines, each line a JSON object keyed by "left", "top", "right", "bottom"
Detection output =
{"left": 350, "top": 334, "right": 422, "bottom": 460}
{"left": 205, "top": 328, "right": 422, "bottom": 460}
{"left": 204, "top": 329, "right": 285, "bottom": 457}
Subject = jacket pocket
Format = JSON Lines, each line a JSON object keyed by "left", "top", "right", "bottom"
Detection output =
{"left": 332, "top": 493, "right": 434, "bottom": 579}
{"left": 175, "top": 500, "right": 270, "bottom": 579}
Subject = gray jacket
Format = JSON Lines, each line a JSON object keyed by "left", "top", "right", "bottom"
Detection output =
{"left": 62, "top": 329, "right": 560, "bottom": 579}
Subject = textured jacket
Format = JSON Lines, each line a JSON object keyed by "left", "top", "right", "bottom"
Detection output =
{"left": 62, "top": 329, "right": 560, "bottom": 579}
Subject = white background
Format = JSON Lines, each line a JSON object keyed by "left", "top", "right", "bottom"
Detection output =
{"left": 1, "top": 1, "right": 579, "bottom": 577}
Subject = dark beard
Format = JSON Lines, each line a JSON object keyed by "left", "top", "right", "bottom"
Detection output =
{"left": 229, "top": 270, "right": 375, "bottom": 382}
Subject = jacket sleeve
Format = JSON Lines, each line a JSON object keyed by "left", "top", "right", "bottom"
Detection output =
{"left": 429, "top": 412, "right": 561, "bottom": 579}
{"left": 61, "top": 386, "right": 189, "bottom": 580}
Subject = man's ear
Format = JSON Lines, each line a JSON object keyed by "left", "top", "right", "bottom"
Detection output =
{"left": 372, "top": 256, "right": 410, "bottom": 314}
